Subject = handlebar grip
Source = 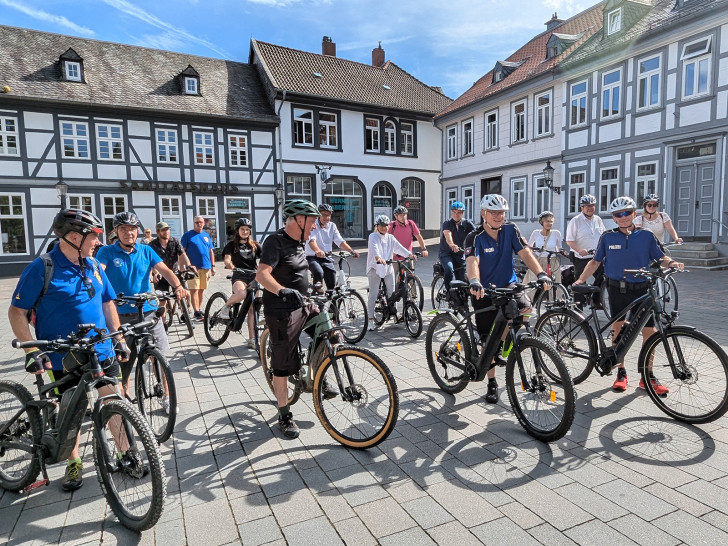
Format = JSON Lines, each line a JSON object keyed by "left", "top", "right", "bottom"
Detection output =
{"left": 12, "top": 338, "right": 39, "bottom": 349}
{"left": 134, "top": 320, "right": 155, "bottom": 331}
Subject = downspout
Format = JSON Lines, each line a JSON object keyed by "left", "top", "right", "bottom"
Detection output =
{"left": 276, "top": 90, "right": 287, "bottom": 224}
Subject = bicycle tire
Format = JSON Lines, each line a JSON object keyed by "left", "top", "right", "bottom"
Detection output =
{"left": 203, "top": 292, "right": 232, "bottom": 346}
{"left": 425, "top": 313, "right": 471, "bottom": 394}
{"left": 312, "top": 345, "right": 399, "bottom": 449}
{"left": 430, "top": 274, "right": 449, "bottom": 312}
{"left": 135, "top": 348, "right": 177, "bottom": 443}
{"left": 534, "top": 308, "right": 596, "bottom": 384}
{"left": 638, "top": 326, "right": 728, "bottom": 424}
{"left": 92, "top": 400, "right": 166, "bottom": 531}
{"left": 180, "top": 298, "right": 194, "bottom": 338}
{"left": 335, "top": 290, "right": 368, "bottom": 344}
{"left": 408, "top": 275, "right": 424, "bottom": 312}
{"left": 373, "top": 292, "right": 387, "bottom": 327}
{"left": 533, "top": 283, "right": 570, "bottom": 317}
{"left": 505, "top": 336, "right": 575, "bottom": 442}
{"left": 599, "top": 281, "right": 612, "bottom": 320}
{"left": 403, "top": 301, "right": 423, "bottom": 338}
{"left": 0, "top": 381, "right": 42, "bottom": 492}
{"left": 258, "top": 329, "right": 300, "bottom": 406}
{"left": 164, "top": 300, "right": 175, "bottom": 330}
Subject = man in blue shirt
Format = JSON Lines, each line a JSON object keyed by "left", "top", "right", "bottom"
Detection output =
{"left": 181, "top": 216, "right": 217, "bottom": 320}
{"left": 439, "top": 201, "right": 476, "bottom": 290}
{"left": 8, "top": 209, "right": 126, "bottom": 492}
{"left": 574, "top": 196, "right": 683, "bottom": 394}
{"left": 465, "top": 195, "right": 549, "bottom": 404}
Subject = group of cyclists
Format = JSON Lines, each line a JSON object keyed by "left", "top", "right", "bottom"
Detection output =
{"left": 7, "top": 189, "right": 685, "bottom": 487}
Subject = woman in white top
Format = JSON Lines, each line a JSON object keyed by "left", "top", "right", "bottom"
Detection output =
{"left": 367, "top": 215, "right": 412, "bottom": 331}
{"left": 524, "top": 211, "right": 563, "bottom": 286}
{"left": 634, "top": 194, "right": 682, "bottom": 244}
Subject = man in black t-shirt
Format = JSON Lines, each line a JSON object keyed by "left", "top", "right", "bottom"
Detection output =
{"left": 439, "top": 201, "right": 476, "bottom": 290}
{"left": 149, "top": 222, "right": 193, "bottom": 292}
{"left": 256, "top": 199, "right": 338, "bottom": 439}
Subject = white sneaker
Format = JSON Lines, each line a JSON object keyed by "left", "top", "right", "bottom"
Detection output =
{"left": 163, "top": 397, "right": 170, "bottom": 415}
{"left": 368, "top": 321, "right": 378, "bottom": 332}
{"left": 247, "top": 339, "right": 256, "bottom": 349}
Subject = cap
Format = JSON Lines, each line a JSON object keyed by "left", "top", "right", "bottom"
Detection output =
{"left": 156, "top": 221, "right": 170, "bottom": 230}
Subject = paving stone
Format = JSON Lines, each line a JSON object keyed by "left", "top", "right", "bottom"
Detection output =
{"left": 314, "top": 489, "right": 355, "bottom": 523}
{"left": 527, "top": 522, "right": 579, "bottom": 546}
{"left": 229, "top": 491, "right": 273, "bottom": 524}
{"left": 326, "top": 464, "right": 389, "bottom": 507}
{"left": 471, "top": 516, "right": 542, "bottom": 545}
{"left": 237, "top": 515, "right": 283, "bottom": 546}
{"left": 384, "top": 479, "right": 428, "bottom": 504}
{"left": 504, "top": 479, "right": 592, "bottom": 531}
{"left": 593, "top": 479, "right": 676, "bottom": 521}
{"left": 425, "top": 478, "right": 499, "bottom": 528}
{"left": 281, "top": 516, "right": 342, "bottom": 546}
{"left": 427, "top": 520, "right": 484, "bottom": 546}
{"left": 606, "top": 514, "right": 681, "bottom": 546}
{"left": 642, "top": 483, "right": 712, "bottom": 517}
{"left": 676, "top": 478, "right": 728, "bottom": 514}
{"left": 554, "top": 482, "right": 629, "bottom": 522}
{"left": 267, "top": 488, "right": 322, "bottom": 527}
{"left": 497, "top": 501, "right": 544, "bottom": 530}
{"left": 564, "top": 518, "right": 639, "bottom": 545}
{"left": 652, "top": 510, "right": 728, "bottom": 545}
{"left": 333, "top": 516, "right": 377, "bottom": 546}
{"left": 401, "top": 495, "right": 454, "bottom": 529}
{"left": 184, "top": 497, "right": 238, "bottom": 546}
{"left": 378, "top": 526, "right": 437, "bottom": 545}
{"left": 354, "top": 497, "right": 417, "bottom": 538}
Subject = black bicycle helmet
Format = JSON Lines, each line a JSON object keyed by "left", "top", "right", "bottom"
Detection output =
{"left": 112, "top": 211, "right": 142, "bottom": 229}
{"left": 283, "top": 199, "right": 320, "bottom": 218}
{"left": 235, "top": 217, "right": 252, "bottom": 229}
{"left": 318, "top": 203, "right": 333, "bottom": 213}
{"left": 643, "top": 193, "right": 660, "bottom": 206}
{"left": 393, "top": 205, "right": 408, "bottom": 215}
{"left": 53, "top": 209, "right": 103, "bottom": 237}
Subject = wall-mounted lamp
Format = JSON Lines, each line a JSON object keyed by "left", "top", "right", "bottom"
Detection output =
{"left": 315, "top": 164, "right": 332, "bottom": 190}
{"left": 55, "top": 179, "right": 69, "bottom": 209}
{"left": 274, "top": 184, "right": 284, "bottom": 205}
{"left": 542, "top": 160, "right": 560, "bottom": 194}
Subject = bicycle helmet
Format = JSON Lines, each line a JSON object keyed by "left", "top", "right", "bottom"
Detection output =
{"left": 393, "top": 205, "right": 408, "bottom": 215}
{"left": 480, "top": 194, "right": 509, "bottom": 211}
{"left": 643, "top": 193, "right": 660, "bottom": 206}
{"left": 318, "top": 203, "right": 333, "bottom": 213}
{"left": 538, "top": 210, "right": 554, "bottom": 224}
{"left": 53, "top": 209, "right": 104, "bottom": 237}
{"left": 609, "top": 196, "right": 637, "bottom": 213}
{"left": 451, "top": 201, "right": 466, "bottom": 211}
{"left": 580, "top": 194, "right": 597, "bottom": 206}
{"left": 374, "top": 214, "right": 391, "bottom": 226}
{"left": 235, "top": 217, "right": 252, "bottom": 229}
{"left": 283, "top": 199, "right": 320, "bottom": 218}
{"left": 112, "top": 211, "right": 142, "bottom": 229}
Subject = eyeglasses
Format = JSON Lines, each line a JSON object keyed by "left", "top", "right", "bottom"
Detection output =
{"left": 487, "top": 210, "right": 506, "bottom": 217}
{"left": 645, "top": 203, "right": 658, "bottom": 208}
{"left": 612, "top": 210, "right": 633, "bottom": 218}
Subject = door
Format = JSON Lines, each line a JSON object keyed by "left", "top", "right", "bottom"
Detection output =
{"left": 674, "top": 161, "right": 715, "bottom": 240}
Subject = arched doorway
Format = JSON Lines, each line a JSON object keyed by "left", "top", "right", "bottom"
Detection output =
{"left": 372, "top": 181, "right": 395, "bottom": 223}
{"left": 401, "top": 177, "right": 424, "bottom": 227}
{"left": 323, "top": 177, "right": 365, "bottom": 239}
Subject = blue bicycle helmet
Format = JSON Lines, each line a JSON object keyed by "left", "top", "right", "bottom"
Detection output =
{"left": 451, "top": 201, "right": 465, "bottom": 211}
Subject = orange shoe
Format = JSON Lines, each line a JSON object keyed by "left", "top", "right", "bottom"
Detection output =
{"left": 612, "top": 368, "right": 628, "bottom": 391}
{"left": 639, "top": 375, "right": 669, "bottom": 396}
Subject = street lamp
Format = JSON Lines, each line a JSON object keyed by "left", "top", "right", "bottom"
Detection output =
{"left": 315, "top": 164, "right": 332, "bottom": 190}
{"left": 55, "top": 179, "right": 69, "bottom": 209}
{"left": 274, "top": 184, "right": 284, "bottom": 205}
{"left": 542, "top": 160, "right": 560, "bottom": 194}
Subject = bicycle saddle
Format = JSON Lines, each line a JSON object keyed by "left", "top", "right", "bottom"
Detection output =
{"left": 451, "top": 280, "right": 468, "bottom": 290}
{"left": 571, "top": 284, "right": 601, "bottom": 295}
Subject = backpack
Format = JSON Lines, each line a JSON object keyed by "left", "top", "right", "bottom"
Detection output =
{"left": 27, "top": 253, "right": 54, "bottom": 323}
{"left": 392, "top": 219, "right": 415, "bottom": 241}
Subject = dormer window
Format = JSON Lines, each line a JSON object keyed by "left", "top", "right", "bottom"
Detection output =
{"left": 178, "top": 65, "right": 200, "bottom": 95}
{"left": 59, "top": 47, "right": 84, "bottom": 83}
{"left": 607, "top": 8, "right": 622, "bottom": 35}
{"left": 185, "top": 77, "right": 198, "bottom": 95}
{"left": 549, "top": 46, "right": 558, "bottom": 58}
{"left": 65, "top": 61, "right": 81, "bottom": 81}
{"left": 491, "top": 60, "right": 523, "bottom": 84}
{"left": 494, "top": 70, "right": 503, "bottom": 82}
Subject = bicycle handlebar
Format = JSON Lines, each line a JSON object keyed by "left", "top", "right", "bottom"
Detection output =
{"left": 531, "top": 246, "right": 569, "bottom": 257}
{"left": 12, "top": 319, "right": 154, "bottom": 353}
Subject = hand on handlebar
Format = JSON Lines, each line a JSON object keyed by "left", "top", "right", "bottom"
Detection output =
{"left": 114, "top": 340, "right": 131, "bottom": 363}
{"left": 279, "top": 288, "right": 304, "bottom": 308}
{"left": 469, "top": 279, "right": 485, "bottom": 300}
{"left": 449, "top": 243, "right": 459, "bottom": 253}
{"left": 25, "top": 350, "right": 51, "bottom": 374}
{"left": 315, "top": 249, "right": 326, "bottom": 258}
{"left": 536, "top": 272, "right": 553, "bottom": 290}
{"left": 174, "top": 286, "right": 189, "bottom": 300}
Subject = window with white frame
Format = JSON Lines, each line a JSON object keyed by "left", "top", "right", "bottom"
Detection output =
{"left": 228, "top": 134, "right": 247, "bottom": 167}
{"left": 511, "top": 178, "right": 526, "bottom": 218}
{"left": 0, "top": 194, "right": 27, "bottom": 254}
{"left": 194, "top": 132, "right": 214, "bottom": 165}
{"left": 462, "top": 119, "right": 474, "bottom": 156}
{"left": 535, "top": 91, "right": 551, "bottom": 137}
{"left": 485, "top": 110, "right": 498, "bottom": 150}
{"left": 463, "top": 186, "right": 474, "bottom": 222}
{"left": 286, "top": 175, "right": 313, "bottom": 200}
{"left": 446, "top": 125, "right": 457, "bottom": 160}
{"left": 568, "top": 172, "right": 586, "bottom": 215}
{"left": 601, "top": 69, "right": 621, "bottom": 119}
{"left": 400, "top": 122, "right": 414, "bottom": 156}
{"left": 512, "top": 101, "right": 527, "bottom": 143}
{"left": 384, "top": 120, "right": 396, "bottom": 154}
{"left": 365, "top": 118, "right": 380, "bottom": 152}
{"left": 102, "top": 195, "right": 127, "bottom": 237}
{"left": 599, "top": 167, "right": 619, "bottom": 213}
{"left": 0, "top": 117, "right": 19, "bottom": 156}
{"left": 160, "top": 196, "right": 183, "bottom": 238}
{"left": 682, "top": 37, "right": 711, "bottom": 99}
{"left": 64, "top": 61, "right": 81, "bottom": 82}
{"left": 635, "top": 163, "right": 658, "bottom": 207}
{"left": 96, "top": 124, "right": 123, "bottom": 160}
{"left": 197, "top": 197, "right": 218, "bottom": 247}
{"left": 293, "top": 108, "right": 314, "bottom": 146}
{"left": 570, "top": 81, "right": 587, "bottom": 127}
{"left": 68, "top": 195, "right": 93, "bottom": 212}
{"left": 156, "top": 129, "right": 178, "bottom": 163}
{"left": 319, "top": 112, "right": 338, "bottom": 148}
{"left": 638, "top": 54, "right": 661, "bottom": 109}
{"left": 446, "top": 188, "right": 457, "bottom": 213}
{"left": 61, "top": 121, "right": 89, "bottom": 159}
{"left": 534, "top": 176, "right": 552, "bottom": 216}
{"left": 607, "top": 8, "right": 621, "bottom": 35}
{"left": 184, "top": 77, "right": 198, "bottom": 95}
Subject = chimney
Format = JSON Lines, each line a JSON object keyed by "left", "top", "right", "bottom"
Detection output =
{"left": 372, "top": 41, "right": 385, "bottom": 67}
{"left": 545, "top": 13, "right": 564, "bottom": 32}
{"left": 322, "top": 36, "right": 336, "bottom": 57}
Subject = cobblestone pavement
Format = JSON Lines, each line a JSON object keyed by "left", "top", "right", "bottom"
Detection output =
{"left": 1, "top": 250, "right": 728, "bottom": 545}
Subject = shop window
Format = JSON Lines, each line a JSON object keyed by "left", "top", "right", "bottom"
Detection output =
{"left": 197, "top": 197, "right": 218, "bottom": 247}
{"left": 372, "top": 183, "right": 394, "bottom": 221}
{"left": 224, "top": 196, "right": 252, "bottom": 243}
{"left": 0, "top": 194, "right": 27, "bottom": 255}
{"left": 323, "top": 178, "right": 364, "bottom": 239}
{"left": 160, "top": 196, "right": 183, "bottom": 238}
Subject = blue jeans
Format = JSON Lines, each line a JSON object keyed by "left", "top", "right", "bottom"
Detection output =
{"left": 439, "top": 253, "right": 466, "bottom": 289}
{"left": 306, "top": 256, "right": 336, "bottom": 290}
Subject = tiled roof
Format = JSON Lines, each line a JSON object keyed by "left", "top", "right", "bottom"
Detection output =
{"left": 250, "top": 39, "right": 452, "bottom": 116}
{"left": 0, "top": 25, "right": 278, "bottom": 124}
{"left": 435, "top": 1, "right": 606, "bottom": 120}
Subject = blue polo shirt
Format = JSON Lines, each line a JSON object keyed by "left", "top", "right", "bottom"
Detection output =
{"left": 11, "top": 247, "right": 116, "bottom": 370}
{"left": 594, "top": 227, "right": 664, "bottom": 283}
{"left": 465, "top": 223, "right": 526, "bottom": 288}
{"left": 181, "top": 229, "right": 214, "bottom": 269}
{"left": 96, "top": 242, "right": 161, "bottom": 314}
{"left": 439, "top": 218, "right": 477, "bottom": 256}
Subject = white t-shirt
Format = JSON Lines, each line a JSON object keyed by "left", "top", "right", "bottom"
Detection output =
{"left": 528, "top": 229, "right": 562, "bottom": 257}
{"left": 366, "top": 231, "right": 410, "bottom": 276}
{"left": 565, "top": 213, "right": 606, "bottom": 259}
{"left": 634, "top": 212, "right": 671, "bottom": 242}
{"left": 306, "top": 220, "right": 345, "bottom": 256}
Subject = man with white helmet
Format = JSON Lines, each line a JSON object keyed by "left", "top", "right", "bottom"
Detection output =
{"left": 465, "top": 194, "right": 551, "bottom": 404}
{"left": 574, "top": 196, "right": 683, "bottom": 394}
{"left": 566, "top": 194, "right": 606, "bottom": 310}
{"left": 306, "top": 203, "right": 359, "bottom": 292}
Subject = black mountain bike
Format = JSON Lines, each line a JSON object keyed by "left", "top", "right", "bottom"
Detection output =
{"left": 431, "top": 254, "right": 467, "bottom": 312}
{"left": 425, "top": 280, "right": 575, "bottom": 442}
{"left": 534, "top": 265, "right": 728, "bottom": 424}
{"left": 528, "top": 246, "right": 571, "bottom": 317}
{"left": 324, "top": 251, "right": 368, "bottom": 344}
{"left": 204, "top": 268, "right": 263, "bottom": 348}
{"left": 162, "top": 269, "right": 196, "bottom": 337}
{"left": 1, "top": 324, "right": 166, "bottom": 531}
{"left": 395, "top": 253, "right": 424, "bottom": 311}
{"left": 373, "top": 258, "right": 423, "bottom": 338}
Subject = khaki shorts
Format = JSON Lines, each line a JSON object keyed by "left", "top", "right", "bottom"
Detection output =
{"left": 187, "top": 268, "right": 210, "bottom": 290}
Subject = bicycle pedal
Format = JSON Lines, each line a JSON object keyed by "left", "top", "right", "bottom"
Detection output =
{"left": 23, "top": 479, "right": 50, "bottom": 493}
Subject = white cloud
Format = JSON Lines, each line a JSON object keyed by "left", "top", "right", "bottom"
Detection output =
{"left": 0, "top": 0, "right": 94, "bottom": 35}
{"left": 130, "top": 32, "right": 188, "bottom": 52}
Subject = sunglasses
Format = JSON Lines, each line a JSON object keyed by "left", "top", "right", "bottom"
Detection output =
{"left": 612, "top": 210, "right": 633, "bottom": 218}
{"left": 645, "top": 203, "right": 658, "bottom": 208}
{"left": 82, "top": 276, "right": 96, "bottom": 299}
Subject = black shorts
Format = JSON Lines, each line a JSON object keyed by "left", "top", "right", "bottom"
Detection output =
{"left": 265, "top": 304, "right": 318, "bottom": 377}
{"left": 231, "top": 270, "right": 257, "bottom": 285}
{"left": 471, "top": 285, "right": 531, "bottom": 340}
{"left": 607, "top": 283, "right": 655, "bottom": 328}
{"left": 155, "top": 277, "right": 171, "bottom": 293}
{"left": 47, "top": 359, "right": 121, "bottom": 398}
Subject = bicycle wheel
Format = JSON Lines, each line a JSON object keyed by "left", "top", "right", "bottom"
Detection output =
{"left": 533, "top": 283, "right": 570, "bottom": 317}
{"left": 534, "top": 308, "right": 596, "bottom": 384}
{"left": 373, "top": 292, "right": 387, "bottom": 327}
{"left": 656, "top": 276, "right": 679, "bottom": 316}
{"left": 204, "top": 292, "right": 232, "bottom": 346}
{"left": 408, "top": 275, "right": 424, "bottom": 311}
{"left": 425, "top": 313, "right": 472, "bottom": 394}
{"left": 258, "top": 329, "right": 300, "bottom": 406}
{"left": 638, "top": 326, "right": 728, "bottom": 424}
{"left": 403, "top": 301, "right": 423, "bottom": 338}
{"left": 92, "top": 400, "right": 166, "bottom": 531}
{"left": 179, "top": 298, "right": 194, "bottom": 337}
{"left": 335, "top": 290, "right": 368, "bottom": 344}
{"left": 505, "top": 336, "right": 575, "bottom": 442}
{"left": 599, "top": 281, "right": 612, "bottom": 319}
{"left": 312, "top": 346, "right": 398, "bottom": 449}
{"left": 0, "top": 381, "right": 42, "bottom": 492}
{"left": 164, "top": 300, "right": 175, "bottom": 331}
{"left": 135, "top": 348, "right": 176, "bottom": 443}
{"left": 431, "top": 274, "right": 449, "bottom": 311}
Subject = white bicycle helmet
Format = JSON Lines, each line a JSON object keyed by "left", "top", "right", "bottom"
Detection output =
{"left": 580, "top": 194, "right": 597, "bottom": 206}
{"left": 480, "top": 194, "right": 509, "bottom": 211}
{"left": 609, "top": 196, "right": 637, "bottom": 213}
{"left": 374, "top": 214, "right": 391, "bottom": 226}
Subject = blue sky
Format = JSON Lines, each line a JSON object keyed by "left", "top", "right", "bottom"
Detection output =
{"left": 0, "top": 0, "right": 587, "bottom": 99}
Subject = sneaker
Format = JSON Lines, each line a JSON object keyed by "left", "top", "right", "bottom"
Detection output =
{"left": 194, "top": 311, "right": 204, "bottom": 322}
{"left": 118, "top": 450, "right": 149, "bottom": 479}
{"left": 494, "top": 354, "right": 507, "bottom": 367}
{"left": 278, "top": 412, "right": 300, "bottom": 439}
{"left": 639, "top": 375, "right": 670, "bottom": 396}
{"left": 321, "top": 377, "right": 339, "bottom": 400}
{"left": 62, "top": 460, "right": 83, "bottom": 491}
{"left": 226, "top": 306, "right": 234, "bottom": 318}
{"left": 163, "top": 397, "right": 171, "bottom": 415}
{"left": 485, "top": 380, "right": 499, "bottom": 404}
{"left": 247, "top": 339, "right": 257, "bottom": 350}
{"left": 612, "top": 368, "right": 628, "bottom": 391}
{"left": 368, "top": 320, "right": 378, "bottom": 332}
